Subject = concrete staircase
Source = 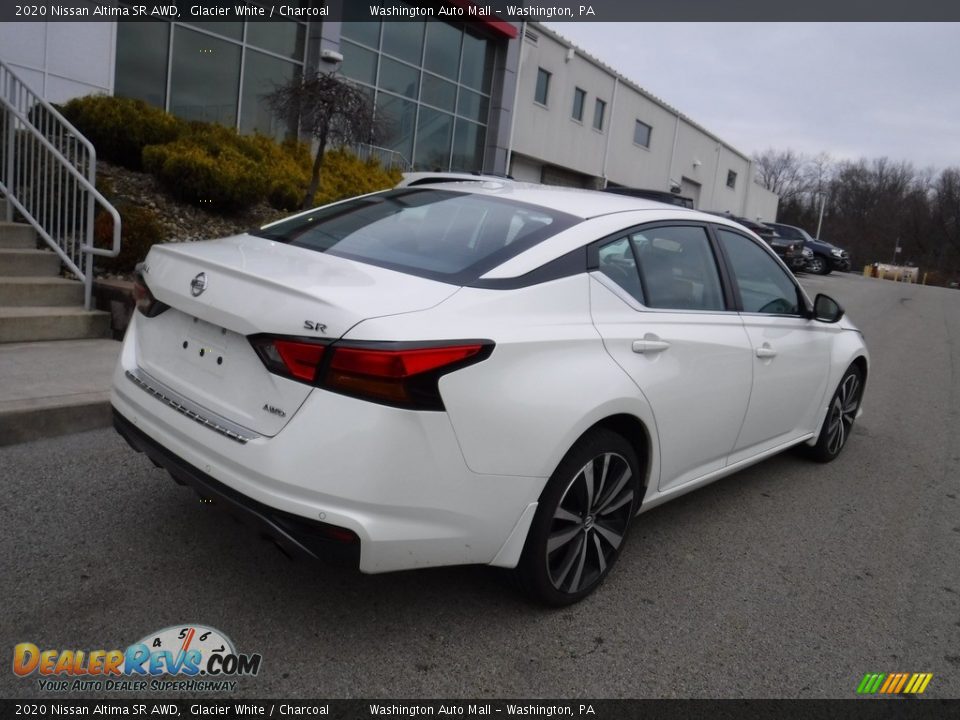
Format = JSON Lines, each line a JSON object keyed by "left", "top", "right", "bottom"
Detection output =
{"left": 0, "top": 217, "right": 110, "bottom": 342}
{"left": 0, "top": 204, "right": 119, "bottom": 445}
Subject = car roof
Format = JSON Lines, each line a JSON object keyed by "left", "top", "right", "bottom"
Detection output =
{"left": 403, "top": 179, "right": 725, "bottom": 221}
{"left": 396, "top": 171, "right": 514, "bottom": 187}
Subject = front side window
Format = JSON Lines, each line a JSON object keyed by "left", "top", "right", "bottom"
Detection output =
{"left": 535, "top": 68, "right": 551, "bottom": 105}
{"left": 253, "top": 190, "right": 578, "bottom": 284}
{"left": 634, "top": 120, "right": 652, "bottom": 147}
{"left": 630, "top": 226, "right": 725, "bottom": 311}
{"left": 716, "top": 229, "right": 802, "bottom": 315}
{"left": 572, "top": 87, "right": 586, "bottom": 122}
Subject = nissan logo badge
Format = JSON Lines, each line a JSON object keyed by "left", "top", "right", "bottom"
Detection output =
{"left": 190, "top": 272, "right": 208, "bottom": 297}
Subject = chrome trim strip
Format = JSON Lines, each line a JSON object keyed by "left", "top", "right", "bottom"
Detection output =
{"left": 125, "top": 369, "right": 260, "bottom": 444}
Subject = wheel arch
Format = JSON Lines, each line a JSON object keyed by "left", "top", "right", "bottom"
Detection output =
{"left": 536, "top": 411, "right": 655, "bottom": 508}
{"left": 490, "top": 410, "right": 656, "bottom": 571}
{"left": 808, "top": 350, "right": 869, "bottom": 445}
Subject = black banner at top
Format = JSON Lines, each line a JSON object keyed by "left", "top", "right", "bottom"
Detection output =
{"left": 2, "top": 0, "right": 960, "bottom": 22}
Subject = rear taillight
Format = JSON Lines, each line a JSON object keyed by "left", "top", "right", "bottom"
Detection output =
{"left": 133, "top": 272, "right": 168, "bottom": 318}
{"left": 249, "top": 337, "right": 329, "bottom": 384}
{"left": 275, "top": 340, "right": 327, "bottom": 383}
{"left": 248, "top": 336, "right": 493, "bottom": 410}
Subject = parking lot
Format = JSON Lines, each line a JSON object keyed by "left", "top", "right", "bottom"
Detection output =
{"left": 1, "top": 271, "right": 958, "bottom": 699}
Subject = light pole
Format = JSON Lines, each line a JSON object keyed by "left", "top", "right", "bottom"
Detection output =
{"left": 815, "top": 192, "right": 826, "bottom": 240}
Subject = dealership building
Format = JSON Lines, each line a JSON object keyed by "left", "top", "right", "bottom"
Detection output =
{"left": 0, "top": 6, "right": 778, "bottom": 219}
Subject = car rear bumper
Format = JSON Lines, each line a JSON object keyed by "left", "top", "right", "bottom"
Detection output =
{"left": 113, "top": 409, "right": 362, "bottom": 566}
{"left": 110, "top": 327, "right": 545, "bottom": 574}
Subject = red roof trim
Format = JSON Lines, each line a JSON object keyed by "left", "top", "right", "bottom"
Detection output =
{"left": 447, "top": 0, "right": 520, "bottom": 38}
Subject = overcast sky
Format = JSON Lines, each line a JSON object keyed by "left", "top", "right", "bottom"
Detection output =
{"left": 543, "top": 23, "right": 960, "bottom": 170}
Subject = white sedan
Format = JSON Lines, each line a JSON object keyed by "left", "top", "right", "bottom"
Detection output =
{"left": 111, "top": 182, "right": 868, "bottom": 605}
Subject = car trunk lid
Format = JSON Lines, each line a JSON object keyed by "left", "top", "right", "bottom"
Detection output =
{"left": 132, "top": 234, "right": 459, "bottom": 436}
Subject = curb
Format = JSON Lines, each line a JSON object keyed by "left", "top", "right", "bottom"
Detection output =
{"left": 0, "top": 392, "right": 113, "bottom": 446}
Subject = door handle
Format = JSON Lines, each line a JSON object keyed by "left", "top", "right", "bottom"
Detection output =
{"left": 755, "top": 344, "right": 777, "bottom": 359}
{"left": 632, "top": 339, "right": 671, "bottom": 354}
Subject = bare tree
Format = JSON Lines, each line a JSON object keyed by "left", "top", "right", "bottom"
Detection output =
{"left": 752, "top": 148, "right": 810, "bottom": 205}
{"left": 267, "top": 72, "right": 383, "bottom": 209}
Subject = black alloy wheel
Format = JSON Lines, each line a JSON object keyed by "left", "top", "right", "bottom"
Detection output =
{"left": 517, "top": 428, "right": 641, "bottom": 605}
{"left": 808, "top": 364, "right": 864, "bottom": 462}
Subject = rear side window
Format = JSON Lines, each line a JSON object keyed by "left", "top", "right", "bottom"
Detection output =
{"left": 630, "top": 226, "right": 725, "bottom": 311}
{"left": 598, "top": 237, "right": 643, "bottom": 303}
{"left": 253, "top": 190, "right": 579, "bottom": 284}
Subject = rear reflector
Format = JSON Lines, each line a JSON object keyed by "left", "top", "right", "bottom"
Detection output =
{"left": 248, "top": 336, "right": 492, "bottom": 411}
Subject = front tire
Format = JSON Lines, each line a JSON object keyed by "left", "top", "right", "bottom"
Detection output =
{"left": 807, "top": 255, "right": 828, "bottom": 274}
{"left": 808, "top": 365, "right": 864, "bottom": 462}
{"left": 516, "top": 429, "right": 641, "bottom": 606}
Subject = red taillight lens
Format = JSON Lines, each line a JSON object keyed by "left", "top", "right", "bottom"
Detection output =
{"left": 248, "top": 336, "right": 492, "bottom": 410}
{"left": 329, "top": 346, "right": 483, "bottom": 378}
{"left": 249, "top": 336, "right": 328, "bottom": 384}
{"left": 274, "top": 340, "right": 326, "bottom": 383}
{"left": 326, "top": 345, "right": 484, "bottom": 406}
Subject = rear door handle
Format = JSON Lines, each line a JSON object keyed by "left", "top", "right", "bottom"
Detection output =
{"left": 755, "top": 344, "right": 777, "bottom": 359}
{"left": 632, "top": 339, "right": 671, "bottom": 354}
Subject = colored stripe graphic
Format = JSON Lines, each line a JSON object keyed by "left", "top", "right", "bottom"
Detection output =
{"left": 880, "top": 673, "right": 900, "bottom": 694}
{"left": 857, "top": 672, "right": 932, "bottom": 694}
{"left": 857, "top": 673, "right": 885, "bottom": 694}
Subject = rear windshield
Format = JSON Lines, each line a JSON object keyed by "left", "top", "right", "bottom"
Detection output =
{"left": 251, "top": 189, "right": 579, "bottom": 284}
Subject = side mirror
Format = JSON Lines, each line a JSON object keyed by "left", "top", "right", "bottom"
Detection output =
{"left": 813, "top": 293, "right": 844, "bottom": 323}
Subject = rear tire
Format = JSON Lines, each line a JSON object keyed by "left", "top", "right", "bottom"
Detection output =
{"left": 516, "top": 428, "right": 641, "bottom": 606}
{"left": 807, "top": 365, "right": 863, "bottom": 462}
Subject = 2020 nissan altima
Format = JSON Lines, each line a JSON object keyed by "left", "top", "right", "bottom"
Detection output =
{"left": 111, "top": 181, "right": 868, "bottom": 605}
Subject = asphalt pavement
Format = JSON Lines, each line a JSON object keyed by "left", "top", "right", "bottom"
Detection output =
{"left": 1, "top": 272, "right": 958, "bottom": 699}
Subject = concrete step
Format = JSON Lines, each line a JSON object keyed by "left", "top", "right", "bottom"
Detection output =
{"left": 0, "top": 276, "right": 85, "bottom": 306}
{"left": 0, "top": 306, "right": 110, "bottom": 343}
{"left": 0, "top": 248, "right": 61, "bottom": 277}
{"left": 0, "top": 338, "right": 120, "bottom": 446}
{"left": 0, "top": 221, "right": 37, "bottom": 249}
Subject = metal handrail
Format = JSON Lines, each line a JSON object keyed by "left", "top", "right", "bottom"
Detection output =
{"left": 351, "top": 143, "right": 411, "bottom": 171}
{"left": 0, "top": 57, "right": 120, "bottom": 310}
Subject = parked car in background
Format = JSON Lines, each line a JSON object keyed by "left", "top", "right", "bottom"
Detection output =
{"left": 765, "top": 222, "right": 851, "bottom": 274}
{"left": 704, "top": 212, "right": 806, "bottom": 272}
{"left": 602, "top": 187, "right": 695, "bottom": 209}
{"left": 112, "top": 183, "right": 868, "bottom": 605}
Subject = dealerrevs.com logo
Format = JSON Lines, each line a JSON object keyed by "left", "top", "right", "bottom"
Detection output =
{"left": 12, "top": 624, "right": 262, "bottom": 692}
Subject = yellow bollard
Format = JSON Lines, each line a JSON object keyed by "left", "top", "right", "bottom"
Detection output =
{"left": 863, "top": 265, "right": 871, "bottom": 277}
